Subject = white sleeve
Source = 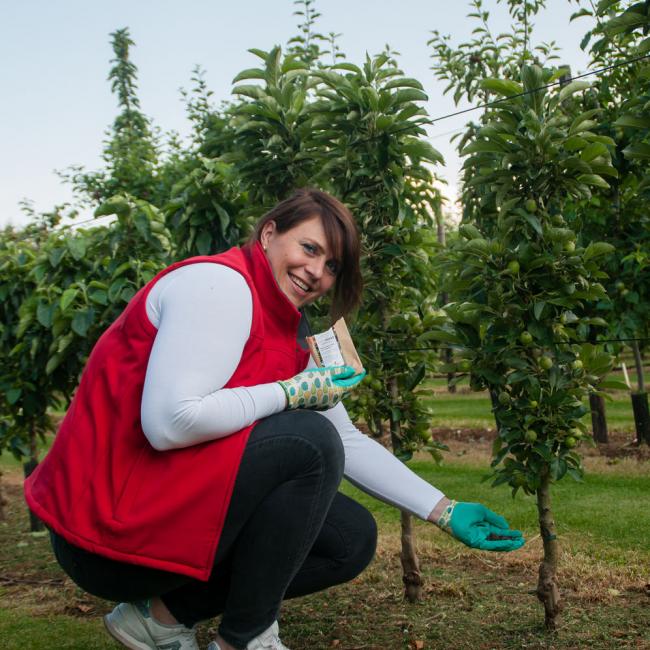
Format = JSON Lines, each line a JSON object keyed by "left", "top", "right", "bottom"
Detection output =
{"left": 140, "top": 263, "right": 287, "bottom": 451}
{"left": 302, "top": 358, "right": 445, "bottom": 520}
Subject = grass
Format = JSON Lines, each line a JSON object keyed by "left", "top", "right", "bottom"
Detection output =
{"left": 1, "top": 376, "right": 648, "bottom": 648}
{"left": 423, "top": 381, "right": 642, "bottom": 432}
{"left": 1, "top": 436, "right": 649, "bottom": 649}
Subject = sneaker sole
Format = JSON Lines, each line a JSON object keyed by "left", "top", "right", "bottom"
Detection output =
{"left": 103, "top": 614, "right": 155, "bottom": 650}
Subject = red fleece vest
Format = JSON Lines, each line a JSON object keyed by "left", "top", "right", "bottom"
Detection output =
{"left": 24, "top": 243, "right": 309, "bottom": 580}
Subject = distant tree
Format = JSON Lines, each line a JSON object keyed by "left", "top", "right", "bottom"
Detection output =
{"left": 62, "top": 28, "right": 161, "bottom": 206}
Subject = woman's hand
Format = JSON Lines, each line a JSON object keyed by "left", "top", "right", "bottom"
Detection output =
{"left": 278, "top": 365, "right": 365, "bottom": 411}
{"left": 429, "top": 498, "right": 525, "bottom": 552}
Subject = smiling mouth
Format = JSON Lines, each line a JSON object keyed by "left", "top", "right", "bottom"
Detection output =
{"left": 289, "top": 273, "right": 311, "bottom": 293}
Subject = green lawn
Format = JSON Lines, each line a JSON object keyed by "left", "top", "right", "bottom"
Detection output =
{"left": 1, "top": 455, "right": 648, "bottom": 649}
{"left": 343, "top": 459, "right": 650, "bottom": 561}
{"left": 423, "top": 383, "right": 640, "bottom": 432}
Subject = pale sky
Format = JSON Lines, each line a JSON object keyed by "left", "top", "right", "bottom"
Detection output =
{"left": 1, "top": 1, "right": 593, "bottom": 227}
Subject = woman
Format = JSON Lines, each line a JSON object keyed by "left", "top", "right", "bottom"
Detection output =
{"left": 25, "top": 188, "right": 524, "bottom": 650}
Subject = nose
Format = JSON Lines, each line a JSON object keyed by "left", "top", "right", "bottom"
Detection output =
{"left": 305, "top": 256, "right": 325, "bottom": 280}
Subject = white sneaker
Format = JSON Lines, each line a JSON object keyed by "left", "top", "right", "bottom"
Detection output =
{"left": 207, "top": 621, "right": 290, "bottom": 650}
{"left": 103, "top": 601, "right": 199, "bottom": 650}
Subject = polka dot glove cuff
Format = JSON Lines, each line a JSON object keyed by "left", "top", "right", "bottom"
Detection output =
{"left": 278, "top": 365, "right": 365, "bottom": 411}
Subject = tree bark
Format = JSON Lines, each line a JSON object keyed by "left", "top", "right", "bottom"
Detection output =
{"left": 0, "top": 469, "right": 6, "bottom": 522}
{"left": 372, "top": 415, "right": 385, "bottom": 439}
{"left": 388, "top": 375, "right": 422, "bottom": 602}
{"left": 589, "top": 393, "right": 608, "bottom": 443}
{"left": 489, "top": 389, "right": 501, "bottom": 433}
{"left": 536, "top": 469, "right": 561, "bottom": 630}
{"left": 631, "top": 393, "right": 650, "bottom": 446}
{"left": 435, "top": 213, "right": 456, "bottom": 394}
{"left": 632, "top": 340, "right": 645, "bottom": 393}
{"left": 399, "top": 509, "right": 423, "bottom": 603}
{"left": 23, "top": 432, "right": 44, "bottom": 532}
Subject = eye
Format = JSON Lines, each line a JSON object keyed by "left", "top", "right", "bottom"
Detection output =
{"left": 326, "top": 260, "right": 339, "bottom": 275}
{"left": 302, "top": 243, "right": 317, "bottom": 255}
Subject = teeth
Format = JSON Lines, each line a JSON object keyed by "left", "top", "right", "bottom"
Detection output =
{"left": 291, "top": 275, "right": 310, "bottom": 292}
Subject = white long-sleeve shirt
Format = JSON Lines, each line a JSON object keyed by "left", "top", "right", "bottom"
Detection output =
{"left": 140, "top": 262, "right": 444, "bottom": 519}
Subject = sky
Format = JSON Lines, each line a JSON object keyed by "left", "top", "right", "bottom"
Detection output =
{"left": 0, "top": 1, "right": 595, "bottom": 228}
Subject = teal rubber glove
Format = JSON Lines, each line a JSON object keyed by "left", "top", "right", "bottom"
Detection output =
{"left": 437, "top": 500, "right": 525, "bottom": 552}
{"left": 278, "top": 365, "right": 366, "bottom": 411}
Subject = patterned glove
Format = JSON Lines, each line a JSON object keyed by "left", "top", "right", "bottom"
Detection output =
{"left": 437, "top": 500, "right": 525, "bottom": 552}
{"left": 278, "top": 365, "right": 365, "bottom": 411}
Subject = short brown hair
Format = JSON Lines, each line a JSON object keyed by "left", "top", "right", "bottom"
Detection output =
{"left": 250, "top": 188, "right": 363, "bottom": 320}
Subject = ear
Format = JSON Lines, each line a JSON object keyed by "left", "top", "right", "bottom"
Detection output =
{"left": 260, "top": 220, "right": 276, "bottom": 250}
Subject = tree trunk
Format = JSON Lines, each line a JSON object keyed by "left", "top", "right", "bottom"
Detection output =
{"left": 489, "top": 389, "right": 501, "bottom": 433}
{"left": 372, "top": 415, "right": 385, "bottom": 439}
{"left": 445, "top": 347, "right": 457, "bottom": 394}
{"left": 388, "top": 375, "right": 422, "bottom": 602}
{"left": 631, "top": 393, "right": 650, "bottom": 446}
{"left": 589, "top": 393, "right": 608, "bottom": 443}
{"left": 0, "top": 469, "right": 6, "bottom": 522}
{"left": 399, "top": 509, "right": 422, "bottom": 603}
{"left": 632, "top": 340, "right": 645, "bottom": 393}
{"left": 536, "top": 469, "right": 561, "bottom": 630}
{"left": 23, "top": 432, "right": 44, "bottom": 532}
{"left": 435, "top": 213, "right": 456, "bottom": 394}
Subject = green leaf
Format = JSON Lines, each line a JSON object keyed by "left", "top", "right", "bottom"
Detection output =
{"left": 461, "top": 140, "right": 507, "bottom": 155}
{"left": 523, "top": 213, "right": 542, "bottom": 236}
{"left": 95, "top": 196, "right": 130, "bottom": 218}
{"left": 45, "top": 353, "right": 63, "bottom": 375}
{"left": 602, "top": 10, "right": 646, "bottom": 36}
{"left": 580, "top": 142, "right": 608, "bottom": 162}
{"left": 401, "top": 138, "right": 444, "bottom": 164}
{"left": 564, "top": 135, "right": 588, "bottom": 151}
{"left": 71, "top": 310, "right": 93, "bottom": 337}
{"left": 89, "top": 289, "right": 108, "bottom": 306}
{"left": 232, "top": 84, "right": 265, "bottom": 100}
{"left": 59, "top": 288, "right": 79, "bottom": 312}
{"left": 480, "top": 78, "right": 523, "bottom": 97}
{"left": 48, "top": 247, "right": 66, "bottom": 268}
{"left": 196, "top": 231, "right": 212, "bottom": 256}
{"left": 583, "top": 241, "right": 615, "bottom": 261}
{"left": 36, "top": 302, "right": 54, "bottom": 328}
{"left": 392, "top": 89, "right": 428, "bottom": 104}
{"left": 559, "top": 80, "right": 590, "bottom": 102}
{"left": 613, "top": 115, "right": 650, "bottom": 129}
{"left": 232, "top": 68, "right": 266, "bottom": 83}
{"left": 383, "top": 77, "right": 424, "bottom": 91}
{"left": 599, "top": 378, "right": 630, "bottom": 391}
{"left": 405, "top": 363, "right": 426, "bottom": 392}
{"left": 6, "top": 388, "right": 22, "bottom": 405}
{"left": 66, "top": 237, "right": 88, "bottom": 261}
{"left": 570, "top": 8, "right": 593, "bottom": 21}
{"left": 330, "top": 63, "right": 363, "bottom": 75}
{"left": 577, "top": 174, "right": 610, "bottom": 189}
{"left": 623, "top": 143, "right": 650, "bottom": 160}
{"left": 533, "top": 301, "right": 546, "bottom": 320}
{"left": 417, "top": 330, "right": 461, "bottom": 345}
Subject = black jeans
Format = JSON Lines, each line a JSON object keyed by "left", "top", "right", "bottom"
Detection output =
{"left": 51, "top": 411, "right": 377, "bottom": 649}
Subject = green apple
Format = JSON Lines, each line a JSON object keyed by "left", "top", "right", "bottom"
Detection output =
{"left": 507, "top": 260, "right": 520, "bottom": 275}
{"left": 519, "top": 331, "right": 533, "bottom": 345}
{"left": 525, "top": 199, "right": 538, "bottom": 213}
{"left": 524, "top": 430, "right": 538, "bottom": 443}
{"left": 539, "top": 356, "right": 553, "bottom": 370}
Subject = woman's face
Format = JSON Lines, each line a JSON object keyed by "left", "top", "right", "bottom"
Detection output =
{"left": 260, "top": 217, "right": 339, "bottom": 309}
